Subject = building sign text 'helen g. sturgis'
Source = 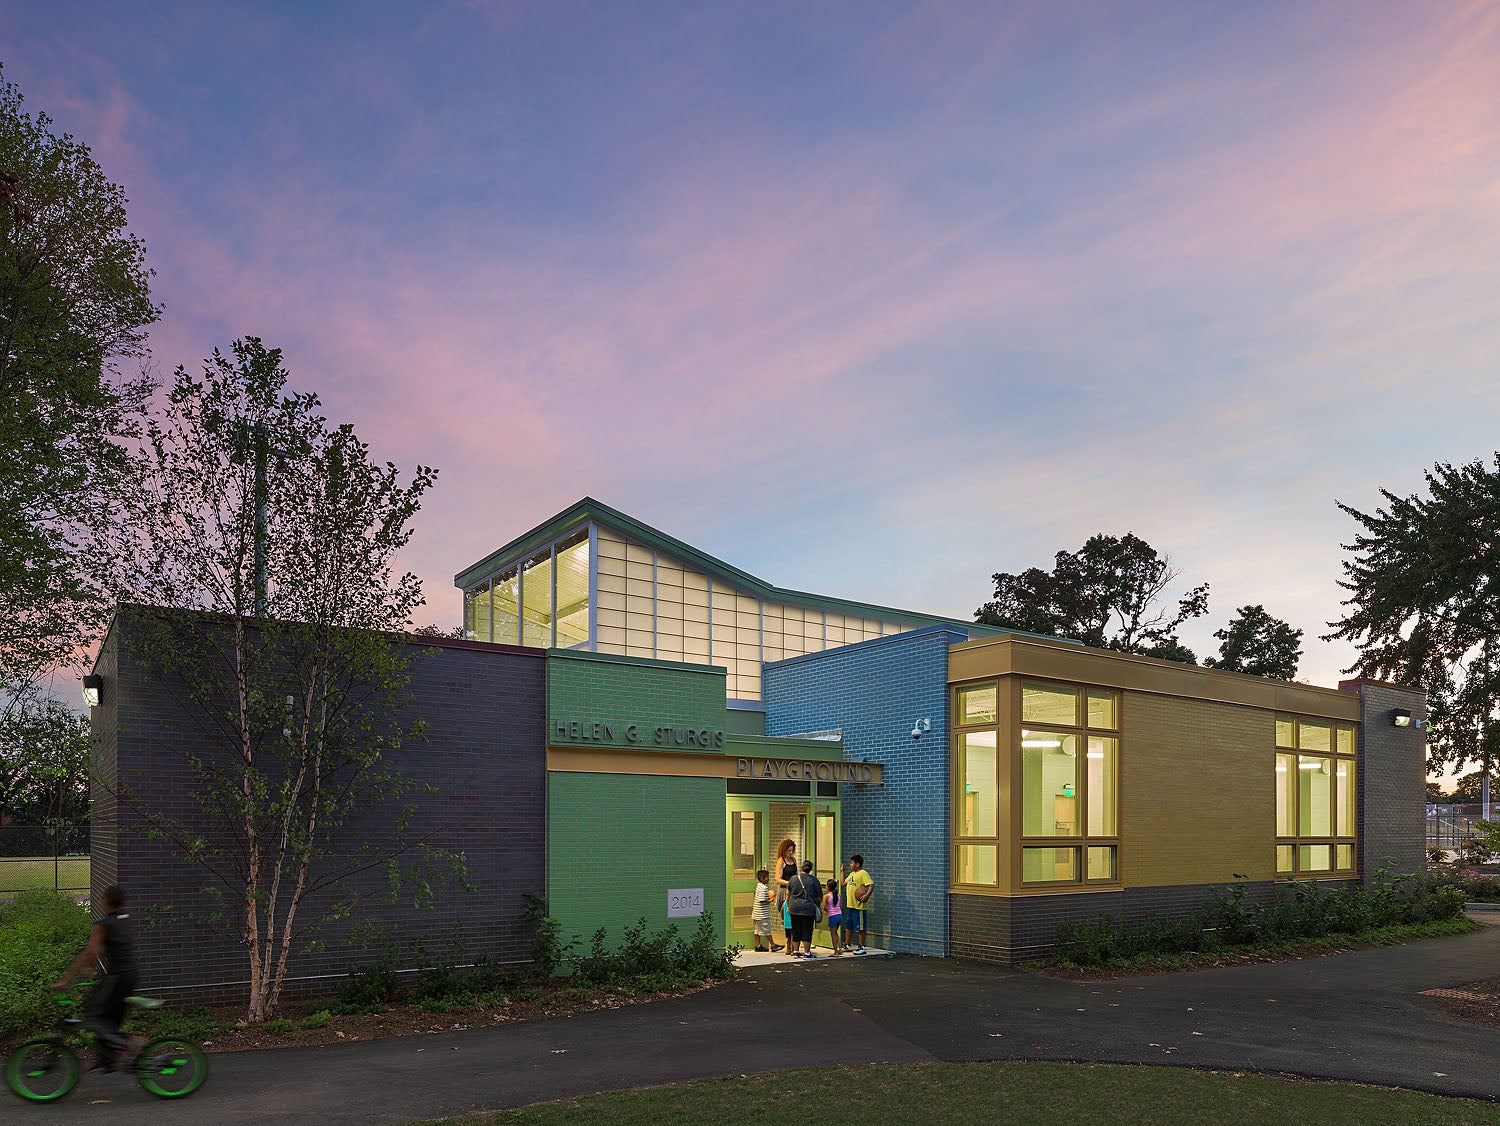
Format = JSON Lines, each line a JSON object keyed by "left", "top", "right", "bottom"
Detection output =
{"left": 553, "top": 720, "right": 726, "bottom": 748}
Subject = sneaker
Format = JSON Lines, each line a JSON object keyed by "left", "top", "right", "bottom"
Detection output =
{"left": 804, "top": 952, "right": 817, "bottom": 959}
{"left": 852, "top": 946, "right": 866, "bottom": 955}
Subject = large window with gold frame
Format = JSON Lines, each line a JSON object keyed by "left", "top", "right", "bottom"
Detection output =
{"left": 1019, "top": 680, "right": 1119, "bottom": 886}
{"left": 950, "top": 678, "right": 1121, "bottom": 890}
{"left": 1275, "top": 714, "right": 1357, "bottom": 878}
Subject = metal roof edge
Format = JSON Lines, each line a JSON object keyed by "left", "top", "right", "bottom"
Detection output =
{"left": 453, "top": 498, "right": 1039, "bottom": 638}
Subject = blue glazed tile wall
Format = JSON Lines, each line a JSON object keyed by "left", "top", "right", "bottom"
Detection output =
{"left": 763, "top": 626, "right": 964, "bottom": 955}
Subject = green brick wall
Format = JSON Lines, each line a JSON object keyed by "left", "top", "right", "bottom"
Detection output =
{"left": 547, "top": 771, "right": 726, "bottom": 949}
{"left": 548, "top": 650, "right": 728, "bottom": 752}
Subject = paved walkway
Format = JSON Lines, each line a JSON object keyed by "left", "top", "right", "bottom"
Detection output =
{"left": 33, "top": 924, "right": 1500, "bottom": 1123}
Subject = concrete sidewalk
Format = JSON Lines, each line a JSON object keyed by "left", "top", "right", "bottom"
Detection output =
{"left": 29, "top": 924, "right": 1500, "bottom": 1123}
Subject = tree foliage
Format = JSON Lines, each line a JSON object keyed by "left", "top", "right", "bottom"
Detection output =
{"left": 0, "top": 693, "right": 90, "bottom": 825}
{"left": 1449, "top": 770, "right": 1499, "bottom": 806}
{"left": 1203, "top": 604, "right": 1303, "bottom": 680}
{"left": 1326, "top": 457, "right": 1500, "bottom": 777}
{"left": 976, "top": 532, "right": 1209, "bottom": 662}
{"left": 0, "top": 64, "right": 157, "bottom": 724}
{"left": 105, "top": 339, "right": 450, "bottom": 1023}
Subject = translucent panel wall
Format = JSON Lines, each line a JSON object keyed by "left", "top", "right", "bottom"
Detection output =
{"left": 591, "top": 526, "right": 913, "bottom": 700}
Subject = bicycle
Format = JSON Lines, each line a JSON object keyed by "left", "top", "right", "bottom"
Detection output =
{"left": 5, "top": 992, "right": 209, "bottom": 1102}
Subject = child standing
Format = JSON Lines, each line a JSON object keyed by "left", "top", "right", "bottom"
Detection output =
{"left": 751, "top": 869, "right": 779, "bottom": 952}
{"left": 841, "top": 855, "right": 874, "bottom": 954}
{"left": 823, "top": 879, "right": 843, "bottom": 955}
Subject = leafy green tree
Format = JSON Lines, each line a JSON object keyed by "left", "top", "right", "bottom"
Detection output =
{"left": 105, "top": 339, "right": 453, "bottom": 1024}
{"left": 0, "top": 694, "right": 90, "bottom": 825}
{"left": 1425, "top": 780, "right": 1449, "bottom": 803}
{"left": 1450, "top": 771, "right": 1500, "bottom": 805}
{"left": 1326, "top": 456, "right": 1500, "bottom": 785}
{"left": 0, "top": 64, "right": 157, "bottom": 727}
{"left": 1203, "top": 605, "right": 1303, "bottom": 680}
{"left": 976, "top": 532, "right": 1209, "bottom": 662}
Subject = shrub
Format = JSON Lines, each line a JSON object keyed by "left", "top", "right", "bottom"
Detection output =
{"left": 133, "top": 1003, "right": 218, "bottom": 1042}
{"left": 1443, "top": 871, "right": 1500, "bottom": 902}
{"left": 524, "top": 893, "right": 574, "bottom": 979}
{"left": 303, "top": 1009, "right": 332, "bottom": 1029}
{"left": 0, "top": 891, "right": 91, "bottom": 1039}
{"left": 1053, "top": 864, "right": 1468, "bottom": 967}
{"left": 327, "top": 999, "right": 385, "bottom": 1016}
{"left": 412, "top": 960, "right": 464, "bottom": 1004}
{"left": 337, "top": 955, "right": 402, "bottom": 1007}
{"left": 563, "top": 913, "right": 738, "bottom": 987}
{"left": 264, "top": 1017, "right": 295, "bottom": 1035}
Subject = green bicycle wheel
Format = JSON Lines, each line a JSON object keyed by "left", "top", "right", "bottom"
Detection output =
{"left": 134, "top": 1037, "right": 208, "bottom": 1099}
{"left": 5, "top": 1039, "right": 80, "bottom": 1102}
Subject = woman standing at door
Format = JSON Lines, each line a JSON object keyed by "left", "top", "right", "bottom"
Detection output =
{"left": 787, "top": 860, "right": 822, "bottom": 958}
{"left": 776, "top": 838, "right": 797, "bottom": 955}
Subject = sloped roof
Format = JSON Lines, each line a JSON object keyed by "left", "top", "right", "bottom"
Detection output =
{"left": 454, "top": 496, "right": 1032, "bottom": 638}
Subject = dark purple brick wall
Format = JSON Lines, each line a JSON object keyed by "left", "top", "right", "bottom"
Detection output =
{"left": 1340, "top": 678, "right": 1426, "bottom": 881}
{"left": 91, "top": 613, "right": 546, "bottom": 1005}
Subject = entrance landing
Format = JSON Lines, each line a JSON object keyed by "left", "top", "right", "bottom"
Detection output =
{"left": 735, "top": 945, "right": 892, "bottom": 968}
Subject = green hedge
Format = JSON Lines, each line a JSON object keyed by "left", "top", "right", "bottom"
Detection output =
{"left": 1056, "top": 865, "right": 1468, "bottom": 966}
{"left": 0, "top": 891, "right": 91, "bottom": 1040}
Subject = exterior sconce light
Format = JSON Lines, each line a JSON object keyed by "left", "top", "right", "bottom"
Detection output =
{"left": 82, "top": 674, "right": 103, "bottom": 708}
{"left": 1392, "top": 709, "right": 1412, "bottom": 727}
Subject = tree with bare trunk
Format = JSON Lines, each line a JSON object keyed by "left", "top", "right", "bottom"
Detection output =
{"left": 105, "top": 338, "right": 455, "bottom": 1024}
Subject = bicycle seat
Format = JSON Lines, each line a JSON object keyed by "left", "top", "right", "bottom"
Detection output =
{"left": 125, "top": 996, "right": 163, "bottom": 1009}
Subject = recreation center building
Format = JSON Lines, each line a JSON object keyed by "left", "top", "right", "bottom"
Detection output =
{"left": 91, "top": 498, "right": 1426, "bottom": 998}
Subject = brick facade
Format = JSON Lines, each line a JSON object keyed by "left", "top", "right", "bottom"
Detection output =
{"left": 92, "top": 613, "right": 547, "bottom": 1004}
{"left": 1340, "top": 678, "right": 1427, "bottom": 879}
{"left": 764, "top": 627, "right": 965, "bottom": 956}
{"left": 546, "top": 650, "right": 731, "bottom": 948}
{"left": 1123, "top": 692, "right": 1276, "bottom": 885}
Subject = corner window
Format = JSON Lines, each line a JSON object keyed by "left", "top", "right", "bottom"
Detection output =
{"left": 465, "top": 528, "right": 592, "bottom": 648}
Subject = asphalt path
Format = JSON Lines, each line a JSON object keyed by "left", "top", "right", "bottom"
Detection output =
{"left": 24, "top": 923, "right": 1500, "bottom": 1123}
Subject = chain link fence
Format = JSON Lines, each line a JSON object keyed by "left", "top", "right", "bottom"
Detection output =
{"left": 0, "top": 822, "right": 90, "bottom": 899}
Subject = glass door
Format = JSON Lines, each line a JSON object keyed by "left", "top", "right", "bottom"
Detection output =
{"left": 725, "top": 799, "right": 765, "bottom": 950}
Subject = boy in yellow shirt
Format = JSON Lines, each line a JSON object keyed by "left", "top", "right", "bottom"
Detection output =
{"left": 840, "top": 856, "right": 873, "bottom": 954}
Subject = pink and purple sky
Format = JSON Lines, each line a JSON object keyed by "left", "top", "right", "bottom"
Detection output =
{"left": 8, "top": 2, "right": 1500, "bottom": 709}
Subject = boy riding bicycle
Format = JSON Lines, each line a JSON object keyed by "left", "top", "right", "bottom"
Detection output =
{"left": 53, "top": 885, "right": 141, "bottom": 1072}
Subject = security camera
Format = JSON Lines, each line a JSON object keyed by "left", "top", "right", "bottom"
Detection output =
{"left": 911, "top": 718, "right": 931, "bottom": 740}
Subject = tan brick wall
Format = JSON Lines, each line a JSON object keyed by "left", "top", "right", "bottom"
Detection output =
{"left": 1122, "top": 692, "right": 1275, "bottom": 886}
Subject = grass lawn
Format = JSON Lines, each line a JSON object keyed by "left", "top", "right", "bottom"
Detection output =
{"left": 420, "top": 1062, "right": 1500, "bottom": 1126}
{"left": 0, "top": 856, "right": 90, "bottom": 897}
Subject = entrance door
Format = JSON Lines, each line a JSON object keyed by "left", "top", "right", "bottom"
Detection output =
{"left": 725, "top": 799, "right": 765, "bottom": 949}
{"left": 725, "top": 797, "right": 839, "bottom": 950}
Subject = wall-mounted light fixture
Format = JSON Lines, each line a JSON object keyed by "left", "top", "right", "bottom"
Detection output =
{"left": 1392, "top": 709, "right": 1413, "bottom": 727}
{"left": 82, "top": 674, "right": 103, "bottom": 708}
